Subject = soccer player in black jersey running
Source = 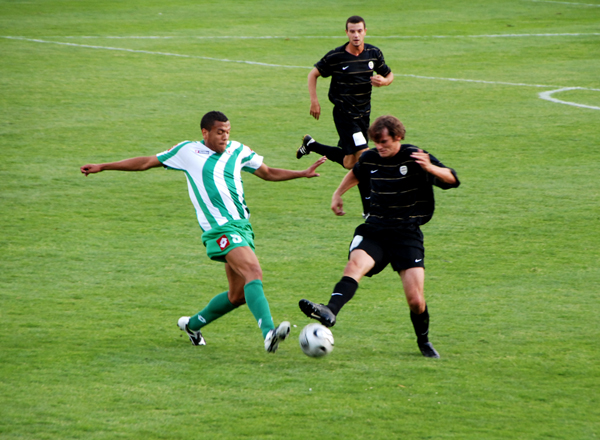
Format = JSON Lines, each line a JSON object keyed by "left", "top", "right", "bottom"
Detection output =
{"left": 299, "top": 115, "right": 460, "bottom": 358}
{"left": 296, "top": 15, "right": 394, "bottom": 215}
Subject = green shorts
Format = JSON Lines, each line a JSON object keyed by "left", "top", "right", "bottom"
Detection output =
{"left": 202, "top": 220, "right": 256, "bottom": 263}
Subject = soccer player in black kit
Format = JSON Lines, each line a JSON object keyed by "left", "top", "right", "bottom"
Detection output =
{"left": 296, "top": 15, "right": 394, "bottom": 215}
{"left": 299, "top": 115, "right": 460, "bottom": 358}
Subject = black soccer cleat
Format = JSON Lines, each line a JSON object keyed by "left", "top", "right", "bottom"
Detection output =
{"left": 418, "top": 341, "right": 440, "bottom": 358}
{"left": 296, "top": 135, "right": 314, "bottom": 159}
{"left": 299, "top": 299, "right": 336, "bottom": 327}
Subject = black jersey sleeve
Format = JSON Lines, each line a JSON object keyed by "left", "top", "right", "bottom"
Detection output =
{"left": 352, "top": 159, "right": 365, "bottom": 182}
{"left": 314, "top": 48, "right": 337, "bottom": 78}
{"left": 427, "top": 153, "right": 460, "bottom": 190}
{"left": 374, "top": 48, "right": 392, "bottom": 77}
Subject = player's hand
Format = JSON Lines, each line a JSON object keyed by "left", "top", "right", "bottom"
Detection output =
{"left": 310, "top": 101, "right": 321, "bottom": 120}
{"left": 371, "top": 74, "right": 387, "bottom": 87}
{"left": 80, "top": 164, "right": 102, "bottom": 176}
{"left": 410, "top": 149, "right": 433, "bottom": 172}
{"left": 305, "top": 156, "right": 327, "bottom": 178}
{"left": 331, "top": 193, "right": 346, "bottom": 216}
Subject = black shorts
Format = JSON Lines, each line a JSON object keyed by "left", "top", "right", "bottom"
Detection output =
{"left": 348, "top": 223, "right": 425, "bottom": 277}
{"left": 333, "top": 108, "right": 370, "bottom": 156}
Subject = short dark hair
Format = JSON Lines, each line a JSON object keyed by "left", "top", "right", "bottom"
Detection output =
{"left": 200, "top": 111, "right": 228, "bottom": 131}
{"left": 368, "top": 115, "right": 406, "bottom": 142}
{"left": 346, "top": 15, "right": 366, "bottom": 30}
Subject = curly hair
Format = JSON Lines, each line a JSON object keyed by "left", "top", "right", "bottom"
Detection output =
{"left": 368, "top": 115, "right": 406, "bottom": 142}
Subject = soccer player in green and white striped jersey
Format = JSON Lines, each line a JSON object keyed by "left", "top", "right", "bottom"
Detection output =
{"left": 81, "top": 111, "right": 326, "bottom": 353}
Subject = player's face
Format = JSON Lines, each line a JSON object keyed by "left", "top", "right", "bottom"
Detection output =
{"left": 346, "top": 22, "right": 366, "bottom": 49}
{"left": 202, "top": 120, "right": 231, "bottom": 153}
{"left": 373, "top": 128, "right": 402, "bottom": 158}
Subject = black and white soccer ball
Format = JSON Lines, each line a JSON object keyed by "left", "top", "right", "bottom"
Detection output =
{"left": 299, "top": 323, "right": 334, "bottom": 357}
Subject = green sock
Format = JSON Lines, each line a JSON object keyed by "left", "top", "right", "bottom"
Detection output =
{"left": 244, "top": 279, "right": 275, "bottom": 339}
{"left": 188, "top": 291, "right": 237, "bottom": 331}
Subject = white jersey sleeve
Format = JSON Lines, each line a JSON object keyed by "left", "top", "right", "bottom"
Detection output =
{"left": 157, "top": 141, "right": 195, "bottom": 170}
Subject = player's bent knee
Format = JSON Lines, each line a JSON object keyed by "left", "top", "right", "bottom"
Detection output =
{"left": 406, "top": 297, "right": 426, "bottom": 314}
{"left": 228, "top": 289, "right": 247, "bottom": 306}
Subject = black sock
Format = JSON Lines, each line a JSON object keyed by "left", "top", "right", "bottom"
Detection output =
{"left": 326, "top": 276, "right": 359, "bottom": 315}
{"left": 410, "top": 306, "right": 430, "bottom": 344}
{"left": 308, "top": 141, "right": 346, "bottom": 166}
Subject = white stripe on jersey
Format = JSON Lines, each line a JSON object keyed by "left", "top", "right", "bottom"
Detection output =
{"left": 157, "top": 140, "right": 263, "bottom": 232}
{"left": 212, "top": 153, "right": 241, "bottom": 222}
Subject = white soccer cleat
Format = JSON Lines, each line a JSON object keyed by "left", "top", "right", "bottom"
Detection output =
{"left": 264, "top": 321, "right": 291, "bottom": 353}
{"left": 178, "top": 316, "right": 206, "bottom": 346}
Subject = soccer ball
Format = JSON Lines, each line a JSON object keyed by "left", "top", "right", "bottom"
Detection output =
{"left": 299, "top": 323, "right": 334, "bottom": 357}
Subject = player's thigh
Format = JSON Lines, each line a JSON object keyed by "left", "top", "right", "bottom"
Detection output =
{"left": 343, "top": 249, "right": 376, "bottom": 281}
{"left": 334, "top": 111, "right": 369, "bottom": 156}
{"left": 347, "top": 225, "right": 388, "bottom": 277}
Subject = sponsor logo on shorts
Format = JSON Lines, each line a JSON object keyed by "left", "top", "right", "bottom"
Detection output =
{"left": 415, "top": 258, "right": 423, "bottom": 263}
{"left": 217, "top": 235, "right": 230, "bottom": 251}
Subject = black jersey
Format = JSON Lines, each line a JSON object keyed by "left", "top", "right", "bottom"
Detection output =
{"left": 352, "top": 145, "right": 460, "bottom": 227}
{"left": 315, "top": 43, "right": 391, "bottom": 118}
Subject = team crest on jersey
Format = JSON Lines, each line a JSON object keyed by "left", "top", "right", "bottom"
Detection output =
{"left": 399, "top": 165, "right": 408, "bottom": 175}
{"left": 217, "top": 235, "right": 230, "bottom": 251}
{"left": 368, "top": 61, "right": 374, "bottom": 70}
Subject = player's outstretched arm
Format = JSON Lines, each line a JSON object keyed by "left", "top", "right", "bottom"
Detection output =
{"left": 254, "top": 157, "right": 326, "bottom": 181}
{"left": 81, "top": 156, "right": 162, "bottom": 176}
{"left": 331, "top": 170, "right": 359, "bottom": 216}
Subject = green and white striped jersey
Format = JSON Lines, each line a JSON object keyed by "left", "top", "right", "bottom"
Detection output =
{"left": 157, "top": 140, "right": 264, "bottom": 232}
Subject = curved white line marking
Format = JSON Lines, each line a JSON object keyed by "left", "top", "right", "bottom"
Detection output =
{"left": 526, "top": 0, "right": 600, "bottom": 7}
{"left": 539, "top": 87, "right": 600, "bottom": 110}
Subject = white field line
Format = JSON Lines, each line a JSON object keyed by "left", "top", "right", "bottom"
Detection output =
{"left": 525, "top": 0, "right": 600, "bottom": 7}
{"left": 23, "top": 32, "right": 600, "bottom": 39}
{"left": 1, "top": 36, "right": 308, "bottom": 69}
{"left": 3, "top": 36, "right": 599, "bottom": 110}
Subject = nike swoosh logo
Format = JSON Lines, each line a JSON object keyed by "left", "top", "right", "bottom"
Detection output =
{"left": 342, "top": 66, "right": 349, "bottom": 70}
{"left": 370, "top": 169, "right": 378, "bottom": 173}
{"left": 415, "top": 259, "right": 423, "bottom": 263}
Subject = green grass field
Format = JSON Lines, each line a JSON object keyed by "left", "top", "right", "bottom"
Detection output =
{"left": 1, "top": 0, "right": 599, "bottom": 438}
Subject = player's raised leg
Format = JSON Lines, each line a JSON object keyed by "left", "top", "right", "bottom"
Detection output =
{"left": 297, "top": 135, "right": 346, "bottom": 165}
{"left": 300, "top": 248, "right": 373, "bottom": 327}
